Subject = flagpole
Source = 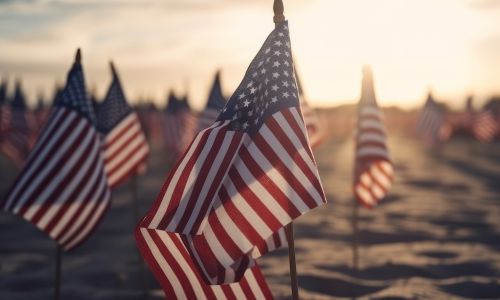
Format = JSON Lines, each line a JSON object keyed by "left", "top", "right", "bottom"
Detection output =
{"left": 54, "top": 244, "right": 62, "bottom": 300}
{"left": 352, "top": 199, "right": 360, "bottom": 271}
{"left": 273, "top": 1, "right": 299, "bottom": 298}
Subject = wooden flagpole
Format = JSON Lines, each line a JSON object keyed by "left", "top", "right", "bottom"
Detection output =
{"left": 352, "top": 199, "right": 360, "bottom": 271}
{"left": 272, "top": 1, "right": 299, "bottom": 298}
{"left": 54, "top": 244, "right": 62, "bottom": 300}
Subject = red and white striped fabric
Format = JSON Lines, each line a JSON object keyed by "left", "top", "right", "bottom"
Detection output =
{"left": 353, "top": 67, "right": 394, "bottom": 208}
{"left": 136, "top": 21, "right": 325, "bottom": 291}
{"left": 98, "top": 63, "right": 149, "bottom": 188}
{"left": 472, "top": 110, "right": 498, "bottom": 143}
{"left": 136, "top": 228, "right": 274, "bottom": 300}
{"left": 164, "top": 93, "right": 198, "bottom": 160}
{"left": 1, "top": 50, "right": 111, "bottom": 251}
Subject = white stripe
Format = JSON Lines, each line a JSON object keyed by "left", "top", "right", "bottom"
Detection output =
{"left": 105, "top": 130, "right": 145, "bottom": 172}
{"left": 355, "top": 185, "right": 376, "bottom": 206}
{"left": 211, "top": 198, "right": 252, "bottom": 253}
{"left": 107, "top": 143, "right": 148, "bottom": 185}
{"left": 104, "top": 122, "right": 142, "bottom": 161}
{"left": 357, "top": 132, "right": 386, "bottom": 145}
{"left": 104, "top": 113, "right": 136, "bottom": 143}
{"left": 356, "top": 146, "right": 389, "bottom": 159}
{"left": 359, "top": 119, "right": 385, "bottom": 133}
{"left": 245, "top": 269, "right": 266, "bottom": 300}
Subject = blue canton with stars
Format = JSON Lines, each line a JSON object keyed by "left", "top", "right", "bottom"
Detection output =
{"left": 218, "top": 21, "right": 298, "bottom": 134}
{"left": 56, "top": 59, "right": 96, "bottom": 124}
{"left": 97, "top": 71, "right": 132, "bottom": 134}
{"left": 206, "top": 71, "right": 226, "bottom": 111}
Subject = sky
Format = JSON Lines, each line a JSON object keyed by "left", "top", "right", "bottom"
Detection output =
{"left": 0, "top": 0, "right": 499, "bottom": 111}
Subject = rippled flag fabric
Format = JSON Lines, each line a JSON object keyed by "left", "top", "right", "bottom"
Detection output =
{"left": 353, "top": 67, "right": 394, "bottom": 208}
{"left": 0, "top": 81, "right": 33, "bottom": 166}
{"left": 472, "top": 110, "right": 498, "bottom": 143}
{"left": 197, "top": 71, "right": 226, "bottom": 132}
{"left": 97, "top": 63, "right": 149, "bottom": 188}
{"left": 1, "top": 50, "right": 111, "bottom": 251}
{"left": 136, "top": 21, "right": 326, "bottom": 290}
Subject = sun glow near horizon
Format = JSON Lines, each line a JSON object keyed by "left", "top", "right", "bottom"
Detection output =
{"left": 0, "top": 0, "right": 499, "bottom": 110}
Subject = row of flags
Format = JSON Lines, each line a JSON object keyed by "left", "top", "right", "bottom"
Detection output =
{"left": 416, "top": 93, "right": 500, "bottom": 145}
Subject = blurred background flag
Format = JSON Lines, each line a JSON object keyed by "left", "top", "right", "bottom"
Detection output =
{"left": 0, "top": 80, "right": 34, "bottom": 166}
{"left": 471, "top": 109, "right": 498, "bottom": 143}
{"left": 295, "top": 65, "right": 323, "bottom": 149}
{"left": 136, "top": 228, "right": 273, "bottom": 300}
{"left": 353, "top": 66, "right": 394, "bottom": 208}
{"left": 1, "top": 49, "right": 111, "bottom": 251}
{"left": 0, "top": 79, "right": 9, "bottom": 140}
{"left": 97, "top": 62, "right": 149, "bottom": 189}
{"left": 416, "top": 93, "right": 449, "bottom": 146}
{"left": 136, "top": 20, "right": 326, "bottom": 286}
{"left": 197, "top": 70, "right": 226, "bottom": 132}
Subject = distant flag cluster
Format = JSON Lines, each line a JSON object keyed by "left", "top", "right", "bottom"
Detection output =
{"left": 136, "top": 21, "right": 325, "bottom": 298}
{"left": 471, "top": 110, "right": 498, "bottom": 143}
{"left": 1, "top": 50, "right": 112, "bottom": 251}
{"left": 353, "top": 67, "right": 394, "bottom": 208}
{"left": 97, "top": 63, "right": 149, "bottom": 189}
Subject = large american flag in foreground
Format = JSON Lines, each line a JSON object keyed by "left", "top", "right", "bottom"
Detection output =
{"left": 472, "top": 110, "right": 498, "bottom": 143}
{"left": 295, "top": 67, "right": 323, "bottom": 149}
{"left": 136, "top": 21, "right": 325, "bottom": 297}
{"left": 97, "top": 62, "right": 149, "bottom": 188}
{"left": 0, "top": 82, "right": 33, "bottom": 166}
{"left": 353, "top": 67, "right": 394, "bottom": 208}
{"left": 197, "top": 71, "right": 226, "bottom": 133}
{"left": 416, "top": 93, "right": 450, "bottom": 146}
{"left": 1, "top": 49, "right": 111, "bottom": 251}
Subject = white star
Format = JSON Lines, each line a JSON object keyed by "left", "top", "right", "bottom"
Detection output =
{"left": 266, "top": 57, "right": 271, "bottom": 63}
{"left": 264, "top": 90, "right": 269, "bottom": 96}
{"left": 243, "top": 100, "right": 250, "bottom": 107}
{"left": 247, "top": 81, "right": 254, "bottom": 88}
{"left": 248, "top": 110, "right": 253, "bottom": 116}
{"left": 272, "top": 72, "right": 280, "bottom": 78}
{"left": 243, "top": 122, "right": 249, "bottom": 129}
{"left": 238, "top": 93, "right": 246, "bottom": 99}
{"left": 284, "top": 61, "right": 290, "bottom": 66}
{"left": 282, "top": 81, "right": 289, "bottom": 87}
{"left": 283, "top": 92, "right": 289, "bottom": 98}
{"left": 258, "top": 61, "right": 264, "bottom": 67}
{"left": 261, "top": 68, "right": 266, "bottom": 74}
{"left": 278, "top": 32, "right": 284, "bottom": 37}
{"left": 273, "top": 61, "right": 281, "bottom": 67}
{"left": 285, "top": 51, "right": 290, "bottom": 57}
{"left": 250, "top": 87, "right": 257, "bottom": 94}
{"left": 254, "top": 118, "right": 259, "bottom": 125}
{"left": 252, "top": 72, "right": 258, "bottom": 78}
{"left": 274, "top": 41, "right": 283, "bottom": 46}
{"left": 283, "top": 70, "right": 289, "bottom": 77}
{"left": 274, "top": 50, "right": 281, "bottom": 56}
{"left": 271, "top": 96, "right": 278, "bottom": 103}
{"left": 265, "top": 78, "right": 270, "bottom": 85}
{"left": 271, "top": 84, "right": 279, "bottom": 91}
{"left": 265, "top": 47, "right": 271, "bottom": 54}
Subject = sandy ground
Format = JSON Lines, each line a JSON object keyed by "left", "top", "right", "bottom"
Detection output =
{"left": 1, "top": 135, "right": 499, "bottom": 299}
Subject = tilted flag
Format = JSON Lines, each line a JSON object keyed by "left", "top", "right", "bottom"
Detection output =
{"left": 136, "top": 21, "right": 326, "bottom": 290}
{"left": 416, "top": 93, "right": 449, "bottom": 145}
{"left": 97, "top": 62, "right": 149, "bottom": 188}
{"left": 1, "top": 49, "right": 111, "bottom": 251}
{"left": 353, "top": 67, "right": 394, "bottom": 208}
{"left": 295, "top": 65, "right": 323, "bottom": 149}
{"left": 472, "top": 110, "right": 498, "bottom": 143}
{"left": 0, "top": 80, "right": 34, "bottom": 166}
{"left": 197, "top": 70, "right": 226, "bottom": 132}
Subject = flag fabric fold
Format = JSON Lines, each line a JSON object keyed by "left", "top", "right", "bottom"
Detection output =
{"left": 1, "top": 50, "right": 111, "bottom": 251}
{"left": 136, "top": 21, "right": 325, "bottom": 297}
{"left": 97, "top": 63, "right": 149, "bottom": 188}
{"left": 353, "top": 67, "right": 394, "bottom": 208}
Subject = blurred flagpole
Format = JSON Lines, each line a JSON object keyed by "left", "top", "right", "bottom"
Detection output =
{"left": 272, "top": 1, "right": 299, "bottom": 299}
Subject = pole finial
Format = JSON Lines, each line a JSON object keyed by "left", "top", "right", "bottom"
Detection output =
{"left": 273, "top": 0, "right": 285, "bottom": 24}
{"left": 110, "top": 60, "right": 117, "bottom": 77}
{"left": 75, "top": 48, "right": 82, "bottom": 64}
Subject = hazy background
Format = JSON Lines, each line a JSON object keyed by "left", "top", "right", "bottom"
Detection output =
{"left": 1, "top": 0, "right": 499, "bottom": 110}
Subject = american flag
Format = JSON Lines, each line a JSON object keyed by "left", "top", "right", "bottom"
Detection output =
{"left": 472, "top": 110, "right": 498, "bottom": 143}
{"left": 97, "top": 62, "right": 149, "bottom": 188}
{"left": 353, "top": 67, "right": 394, "bottom": 208}
{"left": 163, "top": 92, "right": 197, "bottom": 160}
{"left": 136, "top": 21, "right": 325, "bottom": 289}
{"left": 416, "top": 93, "right": 449, "bottom": 145}
{"left": 0, "top": 81, "right": 34, "bottom": 166}
{"left": 0, "top": 79, "right": 10, "bottom": 138}
{"left": 197, "top": 70, "right": 226, "bottom": 132}
{"left": 136, "top": 228, "right": 274, "bottom": 300}
{"left": 295, "top": 66, "right": 323, "bottom": 149}
{"left": 1, "top": 49, "right": 111, "bottom": 251}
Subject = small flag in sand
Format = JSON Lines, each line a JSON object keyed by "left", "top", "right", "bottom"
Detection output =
{"left": 136, "top": 20, "right": 325, "bottom": 292}
{"left": 353, "top": 67, "right": 394, "bottom": 208}
{"left": 197, "top": 70, "right": 226, "bottom": 132}
{"left": 1, "top": 49, "right": 111, "bottom": 251}
{"left": 472, "top": 110, "right": 498, "bottom": 143}
{"left": 97, "top": 62, "right": 149, "bottom": 188}
{"left": 416, "top": 93, "right": 450, "bottom": 145}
